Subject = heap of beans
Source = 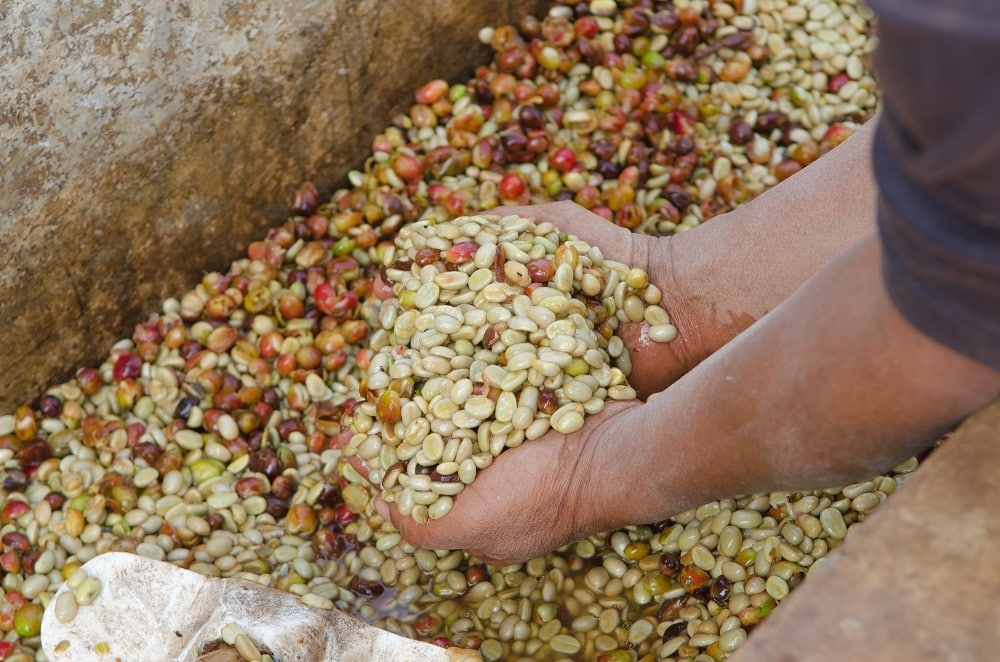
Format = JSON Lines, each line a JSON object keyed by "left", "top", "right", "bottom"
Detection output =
{"left": 345, "top": 213, "right": 674, "bottom": 521}
{"left": 0, "top": 1, "right": 884, "bottom": 661}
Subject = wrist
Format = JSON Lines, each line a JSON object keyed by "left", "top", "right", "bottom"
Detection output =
{"left": 564, "top": 401, "right": 668, "bottom": 535}
{"left": 618, "top": 232, "right": 731, "bottom": 396}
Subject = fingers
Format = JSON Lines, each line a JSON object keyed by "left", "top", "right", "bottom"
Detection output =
{"left": 492, "top": 201, "right": 604, "bottom": 236}
{"left": 465, "top": 551, "right": 511, "bottom": 567}
{"left": 375, "top": 499, "right": 425, "bottom": 546}
{"left": 346, "top": 455, "right": 369, "bottom": 479}
{"left": 497, "top": 201, "right": 628, "bottom": 245}
{"left": 334, "top": 428, "right": 374, "bottom": 482}
{"left": 376, "top": 498, "right": 465, "bottom": 552}
{"left": 616, "top": 321, "right": 690, "bottom": 398}
{"left": 495, "top": 200, "right": 594, "bottom": 226}
{"left": 372, "top": 455, "right": 555, "bottom": 564}
{"left": 491, "top": 201, "right": 658, "bottom": 279}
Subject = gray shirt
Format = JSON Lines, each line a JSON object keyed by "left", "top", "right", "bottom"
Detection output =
{"left": 870, "top": 0, "right": 1000, "bottom": 370}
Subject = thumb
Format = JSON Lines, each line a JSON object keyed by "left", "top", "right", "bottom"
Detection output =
{"left": 376, "top": 498, "right": 504, "bottom": 564}
{"left": 375, "top": 498, "right": 441, "bottom": 549}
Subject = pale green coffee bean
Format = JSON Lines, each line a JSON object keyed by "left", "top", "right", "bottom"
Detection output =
{"left": 54, "top": 590, "right": 79, "bottom": 623}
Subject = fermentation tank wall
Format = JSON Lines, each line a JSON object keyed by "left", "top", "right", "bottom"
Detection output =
{"left": 0, "top": 0, "right": 548, "bottom": 411}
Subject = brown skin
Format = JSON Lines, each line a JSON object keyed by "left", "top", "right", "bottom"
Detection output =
{"left": 497, "top": 119, "right": 879, "bottom": 396}
{"left": 362, "top": 119, "right": 1000, "bottom": 564}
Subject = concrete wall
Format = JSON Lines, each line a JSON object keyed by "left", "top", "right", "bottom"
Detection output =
{"left": 0, "top": 0, "right": 547, "bottom": 409}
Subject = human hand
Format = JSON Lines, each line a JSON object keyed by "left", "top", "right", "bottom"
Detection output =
{"left": 496, "top": 201, "right": 715, "bottom": 397}
{"left": 372, "top": 200, "right": 727, "bottom": 395}
{"left": 345, "top": 401, "right": 641, "bottom": 565}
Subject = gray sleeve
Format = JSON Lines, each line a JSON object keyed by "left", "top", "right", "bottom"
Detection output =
{"left": 869, "top": 0, "right": 1000, "bottom": 370}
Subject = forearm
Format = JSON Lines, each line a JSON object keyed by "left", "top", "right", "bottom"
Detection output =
{"left": 661, "top": 118, "right": 879, "bottom": 352}
{"left": 607, "top": 119, "right": 880, "bottom": 394}
{"left": 581, "top": 234, "right": 1000, "bottom": 530}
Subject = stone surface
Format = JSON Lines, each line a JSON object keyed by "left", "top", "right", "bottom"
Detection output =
{"left": 732, "top": 398, "right": 1000, "bottom": 662}
{"left": 0, "top": 0, "right": 546, "bottom": 409}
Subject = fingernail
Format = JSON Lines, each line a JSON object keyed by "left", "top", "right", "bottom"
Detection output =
{"left": 375, "top": 499, "right": 390, "bottom": 520}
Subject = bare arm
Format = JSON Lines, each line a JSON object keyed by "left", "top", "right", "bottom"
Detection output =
{"left": 574, "top": 235, "right": 1000, "bottom": 533}
{"left": 663, "top": 118, "right": 878, "bottom": 358}
{"left": 502, "top": 118, "right": 879, "bottom": 395}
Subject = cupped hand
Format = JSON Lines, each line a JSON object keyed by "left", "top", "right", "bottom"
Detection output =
{"left": 351, "top": 201, "right": 724, "bottom": 562}
{"left": 496, "top": 201, "right": 709, "bottom": 397}
{"left": 349, "top": 401, "right": 641, "bottom": 565}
